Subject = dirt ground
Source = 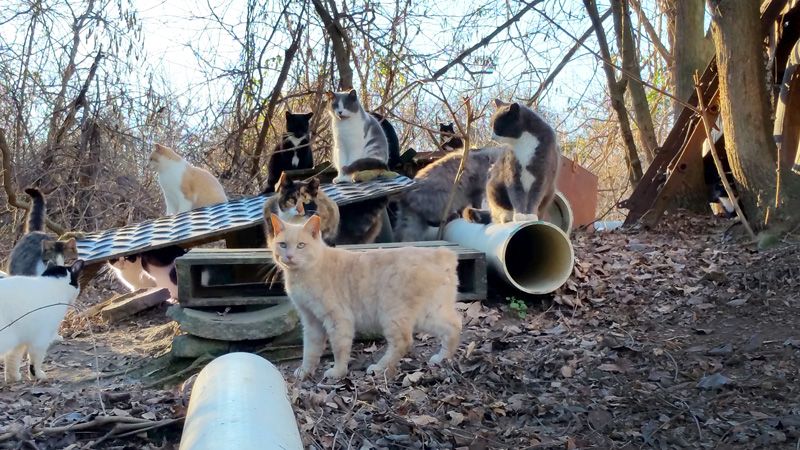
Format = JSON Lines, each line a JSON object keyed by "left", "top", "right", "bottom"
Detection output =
{"left": 1, "top": 213, "right": 799, "bottom": 449}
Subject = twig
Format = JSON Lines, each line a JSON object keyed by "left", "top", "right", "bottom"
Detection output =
{"left": 693, "top": 72, "right": 757, "bottom": 241}
{"left": 436, "top": 97, "right": 475, "bottom": 239}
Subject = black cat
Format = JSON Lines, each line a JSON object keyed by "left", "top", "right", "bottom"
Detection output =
{"left": 439, "top": 122, "right": 464, "bottom": 151}
{"left": 370, "top": 112, "right": 401, "bottom": 169}
{"left": 264, "top": 111, "right": 315, "bottom": 194}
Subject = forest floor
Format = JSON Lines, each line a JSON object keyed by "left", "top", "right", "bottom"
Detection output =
{"left": 1, "top": 213, "right": 799, "bottom": 449}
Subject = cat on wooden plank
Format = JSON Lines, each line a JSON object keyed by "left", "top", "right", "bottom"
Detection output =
{"left": 439, "top": 122, "right": 464, "bottom": 151}
{"left": 107, "top": 245, "right": 187, "bottom": 299}
{"left": 149, "top": 143, "right": 228, "bottom": 215}
{"left": 0, "top": 260, "right": 84, "bottom": 383}
{"left": 394, "top": 147, "right": 502, "bottom": 241}
{"left": 326, "top": 90, "right": 395, "bottom": 183}
{"left": 268, "top": 214, "right": 461, "bottom": 380}
{"left": 7, "top": 188, "right": 78, "bottom": 276}
{"left": 264, "top": 111, "right": 315, "bottom": 194}
{"left": 464, "top": 100, "right": 560, "bottom": 224}
{"left": 262, "top": 174, "right": 339, "bottom": 246}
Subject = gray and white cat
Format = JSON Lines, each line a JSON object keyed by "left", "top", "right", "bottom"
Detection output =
{"left": 7, "top": 188, "right": 79, "bottom": 276}
{"left": 0, "top": 260, "right": 84, "bottom": 383}
{"left": 326, "top": 89, "right": 390, "bottom": 183}
{"left": 394, "top": 147, "right": 503, "bottom": 241}
{"left": 464, "top": 100, "right": 560, "bottom": 224}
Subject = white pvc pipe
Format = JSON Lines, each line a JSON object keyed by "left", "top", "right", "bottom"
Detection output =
{"left": 444, "top": 219, "right": 575, "bottom": 295}
{"left": 549, "top": 191, "right": 574, "bottom": 236}
{"left": 180, "top": 352, "right": 303, "bottom": 450}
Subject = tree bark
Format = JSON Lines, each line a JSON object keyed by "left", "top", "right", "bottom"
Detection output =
{"left": 312, "top": 0, "right": 353, "bottom": 90}
{"left": 584, "top": 0, "right": 643, "bottom": 188}
{"left": 708, "top": 0, "right": 800, "bottom": 231}
{"left": 612, "top": 0, "right": 657, "bottom": 164}
{"left": 665, "top": 0, "right": 714, "bottom": 119}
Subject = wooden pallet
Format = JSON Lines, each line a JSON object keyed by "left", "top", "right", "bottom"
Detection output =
{"left": 175, "top": 241, "right": 486, "bottom": 308}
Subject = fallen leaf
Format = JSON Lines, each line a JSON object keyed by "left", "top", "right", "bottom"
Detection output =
{"left": 697, "top": 373, "right": 732, "bottom": 390}
{"left": 447, "top": 410, "right": 465, "bottom": 426}
{"left": 560, "top": 365, "right": 574, "bottom": 378}
{"left": 410, "top": 414, "right": 438, "bottom": 426}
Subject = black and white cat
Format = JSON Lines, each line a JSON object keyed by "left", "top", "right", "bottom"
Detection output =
{"left": 7, "top": 188, "right": 79, "bottom": 276}
{"left": 0, "top": 260, "right": 84, "bottom": 383}
{"left": 107, "top": 245, "right": 187, "bottom": 300}
{"left": 466, "top": 100, "right": 560, "bottom": 224}
{"left": 439, "top": 122, "right": 464, "bottom": 151}
{"left": 326, "top": 90, "right": 392, "bottom": 183}
{"left": 264, "top": 111, "right": 315, "bottom": 194}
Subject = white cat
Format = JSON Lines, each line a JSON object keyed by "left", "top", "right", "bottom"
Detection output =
{"left": 0, "top": 260, "right": 84, "bottom": 383}
{"left": 148, "top": 143, "right": 228, "bottom": 215}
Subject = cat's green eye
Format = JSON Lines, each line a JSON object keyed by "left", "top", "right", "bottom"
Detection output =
{"left": 279, "top": 242, "right": 287, "bottom": 248}
{"left": 297, "top": 243, "right": 306, "bottom": 249}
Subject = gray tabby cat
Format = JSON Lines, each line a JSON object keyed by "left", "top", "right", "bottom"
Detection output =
{"left": 8, "top": 188, "right": 79, "bottom": 276}
{"left": 464, "top": 100, "right": 560, "bottom": 224}
{"left": 394, "top": 147, "right": 503, "bottom": 242}
{"left": 326, "top": 89, "right": 389, "bottom": 183}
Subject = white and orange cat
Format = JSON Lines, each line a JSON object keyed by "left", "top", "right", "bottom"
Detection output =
{"left": 148, "top": 144, "right": 228, "bottom": 215}
{"left": 269, "top": 213, "right": 462, "bottom": 380}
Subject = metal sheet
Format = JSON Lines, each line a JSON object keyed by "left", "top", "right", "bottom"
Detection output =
{"left": 76, "top": 176, "right": 414, "bottom": 263}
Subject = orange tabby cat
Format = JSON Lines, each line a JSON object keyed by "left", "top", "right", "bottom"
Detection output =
{"left": 148, "top": 144, "right": 228, "bottom": 215}
{"left": 269, "top": 213, "right": 462, "bottom": 380}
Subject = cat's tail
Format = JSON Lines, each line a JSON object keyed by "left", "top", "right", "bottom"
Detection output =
{"left": 24, "top": 187, "right": 46, "bottom": 233}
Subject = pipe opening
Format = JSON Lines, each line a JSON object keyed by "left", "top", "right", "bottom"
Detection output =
{"left": 503, "top": 222, "right": 574, "bottom": 294}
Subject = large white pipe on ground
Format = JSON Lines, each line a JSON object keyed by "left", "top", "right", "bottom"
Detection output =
{"left": 444, "top": 219, "right": 575, "bottom": 295}
{"left": 179, "top": 352, "right": 303, "bottom": 450}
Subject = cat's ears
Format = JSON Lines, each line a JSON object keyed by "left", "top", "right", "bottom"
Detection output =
{"left": 269, "top": 213, "right": 285, "bottom": 237}
{"left": 303, "top": 215, "right": 321, "bottom": 239}
{"left": 70, "top": 259, "right": 85, "bottom": 275}
{"left": 347, "top": 89, "right": 357, "bottom": 99}
{"left": 65, "top": 238, "right": 77, "bottom": 250}
{"left": 276, "top": 172, "right": 292, "bottom": 193}
{"left": 306, "top": 177, "right": 320, "bottom": 195}
{"left": 324, "top": 91, "right": 335, "bottom": 102}
{"left": 493, "top": 99, "right": 519, "bottom": 113}
{"left": 285, "top": 110, "right": 314, "bottom": 119}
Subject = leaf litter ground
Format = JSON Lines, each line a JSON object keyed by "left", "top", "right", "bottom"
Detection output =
{"left": 1, "top": 213, "right": 799, "bottom": 449}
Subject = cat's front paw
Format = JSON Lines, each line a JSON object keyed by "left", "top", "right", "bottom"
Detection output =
{"left": 366, "top": 363, "right": 385, "bottom": 376}
{"left": 4, "top": 372, "right": 21, "bottom": 384}
{"left": 513, "top": 212, "right": 538, "bottom": 222}
{"left": 294, "top": 365, "right": 315, "bottom": 380}
{"left": 332, "top": 175, "right": 352, "bottom": 184}
{"left": 462, "top": 207, "right": 480, "bottom": 223}
{"left": 323, "top": 366, "right": 348, "bottom": 380}
{"left": 428, "top": 353, "right": 446, "bottom": 366}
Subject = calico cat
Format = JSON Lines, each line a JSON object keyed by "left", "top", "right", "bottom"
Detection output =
{"left": 107, "top": 245, "right": 187, "bottom": 299}
{"left": 466, "top": 100, "right": 560, "bottom": 224}
{"left": 0, "top": 260, "right": 84, "bottom": 383}
{"left": 268, "top": 214, "right": 461, "bottom": 380}
{"left": 264, "top": 111, "right": 315, "bottom": 194}
{"left": 439, "top": 122, "right": 464, "bottom": 151}
{"left": 394, "top": 147, "right": 502, "bottom": 242}
{"left": 8, "top": 188, "right": 79, "bottom": 276}
{"left": 326, "top": 90, "right": 390, "bottom": 183}
{"left": 262, "top": 174, "right": 339, "bottom": 246}
{"left": 149, "top": 143, "right": 228, "bottom": 215}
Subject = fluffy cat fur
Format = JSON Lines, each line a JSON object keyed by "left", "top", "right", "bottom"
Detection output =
{"left": 108, "top": 245, "right": 187, "bottom": 299}
{"left": 269, "top": 214, "right": 461, "bottom": 380}
{"left": 394, "top": 147, "right": 503, "bottom": 241}
{"left": 466, "top": 100, "right": 560, "bottom": 224}
{"left": 262, "top": 174, "right": 339, "bottom": 246}
{"left": 8, "top": 188, "right": 78, "bottom": 276}
{"left": 264, "top": 111, "right": 315, "bottom": 194}
{"left": 0, "top": 260, "right": 84, "bottom": 383}
{"left": 439, "top": 122, "right": 464, "bottom": 151}
{"left": 149, "top": 143, "right": 228, "bottom": 215}
{"left": 326, "top": 90, "right": 390, "bottom": 183}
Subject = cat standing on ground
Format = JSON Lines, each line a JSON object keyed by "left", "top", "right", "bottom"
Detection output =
{"left": 107, "top": 245, "right": 187, "bottom": 299}
{"left": 262, "top": 174, "right": 339, "bottom": 246}
{"left": 264, "top": 111, "right": 315, "bottom": 194}
{"left": 269, "top": 214, "right": 461, "bottom": 380}
{"left": 0, "top": 260, "right": 84, "bottom": 383}
{"left": 439, "top": 122, "right": 464, "bottom": 151}
{"left": 465, "top": 100, "right": 560, "bottom": 224}
{"left": 326, "top": 90, "right": 390, "bottom": 183}
{"left": 394, "top": 147, "right": 502, "bottom": 241}
{"left": 7, "top": 188, "right": 78, "bottom": 276}
{"left": 149, "top": 144, "right": 228, "bottom": 215}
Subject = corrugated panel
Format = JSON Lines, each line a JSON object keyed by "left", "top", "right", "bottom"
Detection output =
{"left": 76, "top": 176, "right": 414, "bottom": 263}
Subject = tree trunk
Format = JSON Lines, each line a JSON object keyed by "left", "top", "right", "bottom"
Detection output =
{"left": 312, "top": 0, "right": 353, "bottom": 90}
{"left": 612, "top": 0, "right": 657, "bottom": 164}
{"left": 708, "top": 0, "right": 800, "bottom": 231}
{"left": 665, "top": 0, "right": 714, "bottom": 119}
{"left": 584, "top": 0, "right": 643, "bottom": 188}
